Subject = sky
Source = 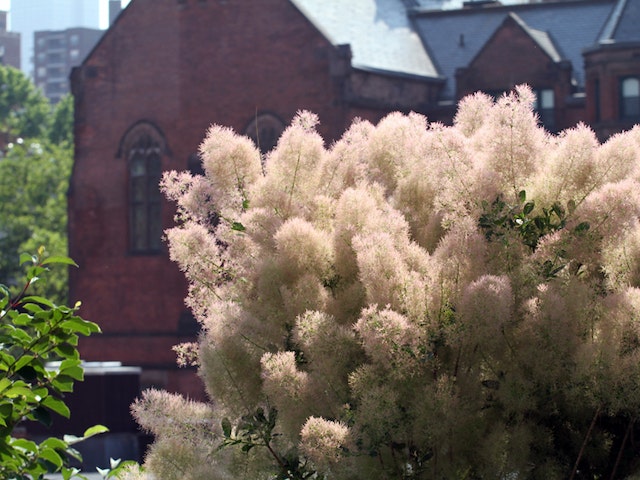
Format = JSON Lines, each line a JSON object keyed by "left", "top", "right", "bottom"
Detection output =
{"left": 0, "top": 0, "right": 132, "bottom": 29}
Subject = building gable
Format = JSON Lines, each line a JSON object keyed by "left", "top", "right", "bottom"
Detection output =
{"left": 412, "top": 0, "right": 615, "bottom": 101}
{"left": 457, "top": 11, "right": 565, "bottom": 96}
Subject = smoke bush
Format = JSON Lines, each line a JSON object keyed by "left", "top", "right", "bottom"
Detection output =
{"left": 131, "top": 86, "right": 640, "bottom": 479}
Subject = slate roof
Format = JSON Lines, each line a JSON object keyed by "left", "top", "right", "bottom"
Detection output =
{"left": 411, "top": 0, "right": 616, "bottom": 99}
{"left": 600, "top": 0, "right": 640, "bottom": 43}
{"left": 508, "top": 12, "right": 562, "bottom": 62}
{"left": 291, "top": 0, "right": 439, "bottom": 79}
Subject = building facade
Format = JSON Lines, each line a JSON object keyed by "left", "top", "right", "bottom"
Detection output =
{"left": 34, "top": 27, "right": 103, "bottom": 103}
{"left": 69, "top": 0, "right": 640, "bottom": 399}
{"left": 0, "top": 11, "right": 20, "bottom": 69}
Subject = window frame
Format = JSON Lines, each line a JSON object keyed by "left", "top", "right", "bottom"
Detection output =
{"left": 533, "top": 88, "right": 556, "bottom": 131}
{"left": 118, "top": 122, "right": 167, "bottom": 255}
{"left": 620, "top": 76, "right": 640, "bottom": 121}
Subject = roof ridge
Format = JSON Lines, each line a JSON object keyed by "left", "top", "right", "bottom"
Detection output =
{"left": 506, "top": 11, "right": 563, "bottom": 62}
{"left": 598, "top": 0, "right": 628, "bottom": 42}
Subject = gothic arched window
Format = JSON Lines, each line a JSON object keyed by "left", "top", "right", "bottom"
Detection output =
{"left": 118, "top": 122, "right": 167, "bottom": 254}
{"left": 244, "top": 113, "right": 285, "bottom": 156}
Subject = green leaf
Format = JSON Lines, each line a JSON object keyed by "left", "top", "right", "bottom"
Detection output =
{"left": 523, "top": 201, "right": 535, "bottom": 215}
{"left": 20, "top": 295, "right": 55, "bottom": 308}
{"left": 59, "top": 365, "right": 84, "bottom": 382}
{"left": 40, "top": 437, "right": 68, "bottom": 451}
{"left": 4, "top": 384, "right": 35, "bottom": 399}
{"left": 39, "top": 446, "right": 64, "bottom": 468}
{"left": 21, "top": 302, "right": 43, "bottom": 314}
{"left": 83, "top": 425, "right": 109, "bottom": 438}
{"left": 241, "top": 443, "right": 255, "bottom": 453}
{"left": 59, "top": 317, "right": 100, "bottom": 336}
{"left": 11, "top": 312, "right": 33, "bottom": 326}
{"left": 0, "top": 403, "right": 13, "bottom": 425}
{"left": 221, "top": 417, "right": 232, "bottom": 438}
{"left": 19, "top": 252, "right": 36, "bottom": 266}
{"left": 7, "top": 328, "right": 32, "bottom": 346}
{"left": 41, "top": 256, "right": 78, "bottom": 267}
{"left": 41, "top": 395, "right": 71, "bottom": 418}
{"left": 59, "top": 358, "right": 81, "bottom": 371}
{"left": 12, "top": 355, "right": 35, "bottom": 373}
{"left": 54, "top": 344, "right": 78, "bottom": 359}
{"left": 11, "top": 438, "right": 38, "bottom": 453}
{"left": 574, "top": 221, "right": 590, "bottom": 234}
{"left": 51, "top": 375, "right": 75, "bottom": 393}
{"left": 231, "top": 222, "right": 246, "bottom": 232}
{"left": 518, "top": 190, "right": 526, "bottom": 203}
{"left": 0, "top": 378, "right": 11, "bottom": 395}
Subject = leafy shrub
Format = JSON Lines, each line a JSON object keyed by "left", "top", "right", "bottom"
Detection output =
{"left": 0, "top": 247, "right": 106, "bottom": 479}
{"left": 130, "top": 86, "right": 640, "bottom": 479}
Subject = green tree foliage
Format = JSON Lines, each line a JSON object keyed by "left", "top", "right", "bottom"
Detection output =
{"left": 0, "top": 139, "right": 73, "bottom": 304}
{"left": 129, "top": 86, "right": 640, "bottom": 479}
{"left": 0, "top": 66, "right": 74, "bottom": 304}
{"left": 0, "top": 248, "right": 106, "bottom": 479}
{"left": 48, "top": 94, "right": 74, "bottom": 146}
{"left": 0, "top": 65, "right": 51, "bottom": 148}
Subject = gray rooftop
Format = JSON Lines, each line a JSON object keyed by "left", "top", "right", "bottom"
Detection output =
{"left": 510, "top": 12, "right": 563, "bottom": 62}
{"left": 291, "top": 0, "right": 438, "bottom": 78}
{"left": 602, "top": 0, "right": 640, "bottom": 43}
{"left": 412, "top": 0, "right": 617, "bottom": 99}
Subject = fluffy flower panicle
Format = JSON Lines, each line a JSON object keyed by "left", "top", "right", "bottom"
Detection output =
{"left": 300, "top": 417, "right": 350, "bottom": 469}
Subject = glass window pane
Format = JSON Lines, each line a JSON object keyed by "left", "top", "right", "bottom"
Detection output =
{"left": 131, "top": 205, "right": 147, "bottom": 250}
{"left": 540, "top": 89, "right": 554, "bottom": 109}
{"left": 621, "top": 78, "right": 640, "bottom": 119}
{"left": 149, "top": 203, "right": 163, "bottom": 250}
{"left": 622, "top": 78, "right": 640, "bottom": 97}
{"left": 623, "top": 97, "right": 640, "bottom": 118}
{"left": 130, "top": 155, "right": 146, "bottom": 176}
{"left": 131, "top": 177, "right": 146, "bottom": 202}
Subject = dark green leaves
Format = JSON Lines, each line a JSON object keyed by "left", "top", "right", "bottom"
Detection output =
{"left": 219, "top": 407, "right": 315, "bottom": 479}
{"left": 0, "top": 249, "right": 105, "bottom": 479}
{"left": 479, "top": 193, "right": 570, "bottom": 251}
{"left": 479, "top": 191, "right": 590, "bottom": 279}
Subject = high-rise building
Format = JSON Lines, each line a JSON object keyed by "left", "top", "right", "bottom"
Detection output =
{"left": 0, "top": 11, "right": 19, "bottom": 69}
{"left": 11, "top": 0, "right": 101, "bottom": 76}
{"left": 33, "top": 27, "right": 102, "bottom": 103}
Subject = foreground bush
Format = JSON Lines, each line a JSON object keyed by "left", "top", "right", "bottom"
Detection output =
{"left": 0, "top": 248, "right": 107, "bottom": 479}
{"left": 132, "top": 86, "right": 640, "bottom": 479}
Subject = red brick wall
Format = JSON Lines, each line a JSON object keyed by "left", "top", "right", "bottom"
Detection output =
{"left": 69, "top": 0, "right": 363, "bottom": 397}
{"left": 584, "top": 44, "right": 640, "bottom": 139}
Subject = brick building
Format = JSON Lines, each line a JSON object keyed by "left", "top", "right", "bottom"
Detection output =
{"left": 0, "top": 11, "right": 20, "bottom": 69}
{"left": 69, "top": 0, "right": 640, "bottom": 398}
{"left": 34, "top": 27, "right": 103, "bottom": 103}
